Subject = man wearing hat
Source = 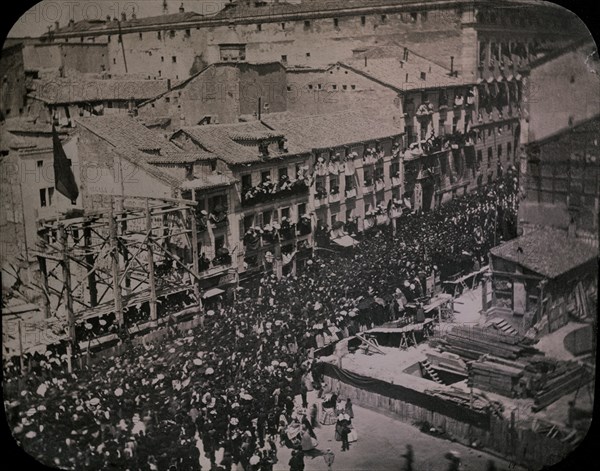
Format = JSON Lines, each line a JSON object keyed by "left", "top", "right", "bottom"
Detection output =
{"left": 323, "top": 448, "right": 335, "bottom": 470}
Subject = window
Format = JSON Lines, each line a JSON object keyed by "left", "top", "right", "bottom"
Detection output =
{"left": 165, "top": 97, "right": 170, "bottom": 103}
{"left": 286, "top": 86, "right": 292, "bottom": 91}
{"left": 262, "top": 210, "right": 271, "bottom": 226}
{"left": 257, "top": 24, "right": 262, "bottom": 31}
{"left": 298, "top": 203, "right": 306, "bottom": 220}
{"left": 332, "top": 84, "right": 337, "bottom": 90}
{"left": 421, "top": 11, "right": 428, "bottom": 22}
{"left": 281, "top": 207, "right": 290, "bottom": 220}
{"left": 107, "top": 35, "right": 111, "bottom": 43}
{"left": 157, "top": 31, "right": 161, "bottom": 39}
{"left": 334, "top": 18, "right": 339, "bottom": 28}
{"left": 306, "top": 52, "right": 310, "bottom": 58}
{"left": 342, "top": 85, "right": 347, "bottom": 90}
{"left": 381, "top": 15, "right": 387, "bottom": 23}
{"left": 281, "top": 55, "right": 287, "bottom": 63}
{"left": 308, "top": 84, "right": 313, "bottom": 90}
{"left": 185, "top": 29, "right": 191, "bottom": 37}
{"left": 113, "top": 58, "right": 116, "bottom": 64}
{"left": 361, "top": 16, "right": 366, "bottom": 26}
{"left": 215, "top": 235, "right": 225, "bottom": 252}
{"left": 304, "top": 20, "right": 310, "bottom": 28}
{"left": 243, "top": 214, "right": 254, "bottom": 233}
{"left": 351, "top": 85, "right": 356, "bottom": 90}
{"left": 37, "top": 160, "right": 43, "bottom": 168}
{"left": 507, "top": 142, "right": 512, "bottom": 159}
{"left": 420, "top": 72, "right": 426, "bottom": 80}
{"left": 317, "top": 84, "right": 322, "bottom": 90}
{"left": 169, "top": 30, "right": 175, "bottom": 38}
{"left": 139, "top": 32, "right": 143, "bottom": 40}
{"left": 47, "top": 188, "right": 54, "bottom": 206}
{"left": 488, "top": 147, "right": 493, "bottom": 163}
{"left": 172, "top": 56, "right": 177, "bottom": 63}
{"left": 498, "top": 144, "right": 503, "bottom": 158}
{"left": 161, "top": 56, "right": 164, "bottom": 62}
{"left": 570, "top": 75, "right": 575, "bottom": 84}
{"left": 281, "top": 22, "right": 286, "bottom": 30}
{"left": 261, "top": 171, "right": 271, "bottom": 183}
{"left": 39, "top": 188, "right": 47, "bottom": 207}
{"left": 410, "top": 12, "right": 417, "bottom": 22}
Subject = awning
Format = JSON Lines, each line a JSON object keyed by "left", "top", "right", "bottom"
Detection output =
{"left": 331, "top": 235, "right": 357, "bottom": 248}
{"left": 203, "top": 287, "right": 225, "bottom": 299}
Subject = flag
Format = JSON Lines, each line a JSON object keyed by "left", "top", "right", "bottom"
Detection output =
{"left": 52, "top": 126, "right": 79, "bottom": 204}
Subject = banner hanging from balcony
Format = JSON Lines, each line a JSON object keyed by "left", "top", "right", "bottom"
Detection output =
{"left": 52, "top": 125, "right": 79, "bottom": 204}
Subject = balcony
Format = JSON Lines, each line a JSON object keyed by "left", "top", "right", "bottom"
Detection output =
{"left": 375, "top": 179, "right": 385, "bottom": 192}
{"left": 241, "top": 179, "right": 309, "bottom": 207}
{"left": 363, "top": 181, "right": 374, "bottom": 194}
{"left": 314, "top": 192, "right": 327, "bottom": 208}
{"left": 329, "top": 192, "right": 340, "bottom": 203}
{"left": 363, "top": 155, "right": 377, "bottom": 166}
{"left": 315, "top": 163, "right": 328, "bottom": 177}
{"left": 328, "top": 162, "right": 340, "bottom": 175}
{"left": 209, "top": 211, "right": 228, "bottom": 228}
{"left": 392, "top": 176, "right": 402, "bottom": 187}
{"left": 345, "top": 188, "right": 357, "bottom": 199}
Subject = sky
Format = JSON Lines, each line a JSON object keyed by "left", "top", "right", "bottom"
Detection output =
{"left": 8, "top": 0, "right": 231, "bottom": 38}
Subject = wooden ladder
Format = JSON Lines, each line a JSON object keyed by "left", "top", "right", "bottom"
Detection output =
{"left": 421, "top": 360, "right": 444, "bottom": 384}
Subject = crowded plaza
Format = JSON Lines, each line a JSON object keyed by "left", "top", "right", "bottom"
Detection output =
{"left": 3, "top": 169, "right": 520, "bottom": 470}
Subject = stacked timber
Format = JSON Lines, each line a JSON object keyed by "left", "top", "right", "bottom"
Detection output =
{"left": 532, "top": 362, "right": 590, "bottom": 411}
{"left": 439, "top": 325, "right": 540, "bottom": 360}
{"left": 425, "top": 388, "right": 505, "bottom": 416}
{"left": 470, "top": 356, "right": 525, "bottom": 397}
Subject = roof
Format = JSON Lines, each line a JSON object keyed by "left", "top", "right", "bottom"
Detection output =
{"left": 340, "top": 52, "right": 466, "bottom": 92}
{"left": 76, "top": 115, "right": 181, "bottom": 154}
{"left": 180, "top": 173, "right": 237, "bottom": 190}
{"left": 490, "top": 228, "right": 598, "bottom": 278}
{"left": 526, "top": 37, "right": 596, "bottom": 70}
{"left": 146, "top": 151, "right": 216, "bottom": 164}
{"left": 114, "top": 148, "right": 183, "bottom": 189}
{"left": 52, "top": 11, "right": 204, "bottom": 35}
{"left": 175, "top": 120, "right": 305, "bottom": 165}
{"left": 31, "top": 78, "right": 169, "bottom": 104}
{"left": 261, "top": 110, "right": 403, "bottom": 150}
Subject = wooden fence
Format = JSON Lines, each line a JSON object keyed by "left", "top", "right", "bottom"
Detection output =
{"left": 323, "top": 374, "right": 572, "bottom": 469}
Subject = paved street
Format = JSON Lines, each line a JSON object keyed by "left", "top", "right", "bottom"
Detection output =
{"left": 200, "top": 391, "right": 523, "bottom": 471}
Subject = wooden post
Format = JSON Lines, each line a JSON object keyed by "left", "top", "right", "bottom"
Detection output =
{"left": 59, "top": 225, "right": 76, "bottom": 373}
{"left": 18, "top": 320, "right": 25, "bottom": 375}
{"left": 37, "top": 256, "right": 52, "bottom": 318}
{"left": 108, "top": 198, "right": 124, "bottom": 329}
{"left": 83, "top": 221, "right": 98, "bottom": 307}
{"left": 146, "top": 199, "right": 158, "bottom": 322}
{"left": 189, "top": 193, "right": 203, "bottom": 311}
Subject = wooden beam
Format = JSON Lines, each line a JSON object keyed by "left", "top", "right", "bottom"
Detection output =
{"left": 59, "top": 225, "right": 76, "bottom": 372}
{"left": 146, "top": 199, "right": 158, "bottom": 322}
{"left": 108, "top": 198, "right": 124, "bottom": 329}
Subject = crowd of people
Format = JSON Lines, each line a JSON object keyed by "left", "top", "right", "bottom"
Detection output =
{"left": 3, "top": 171, "right": 519, "bottom": 470}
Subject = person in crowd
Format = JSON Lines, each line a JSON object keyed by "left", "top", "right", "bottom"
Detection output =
{"left": 323, "top": 448, "right": 335, "bottom": 470}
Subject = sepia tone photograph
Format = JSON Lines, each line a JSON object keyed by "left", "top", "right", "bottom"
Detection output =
{"left": 0, "top": 1, "right": 598, "bottom": 470}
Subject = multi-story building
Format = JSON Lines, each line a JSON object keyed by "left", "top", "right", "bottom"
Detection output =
{"left": 171, "top": 120, "right": 313, "bottom": 279}
{"left": 0, "top": 43, "right": 27, "bottom": 120}
{"left": 41, "top": 1, "right": 584, "bottom": 81}
{"left": 517, "top": 39, "right": 600, "bottom": 245}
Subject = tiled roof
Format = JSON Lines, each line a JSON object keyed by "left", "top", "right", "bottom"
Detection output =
{"left": 31, "top": 79, "right": 169, "bottom": 104}
{"left": 146, "top": 151, "right": 216, "bottom": 164}
{"left": 214, "top": 0, "right": 433, "bottom": 21}
{"left": 176, "top": 120, "right": 305, "bottom": 165}
{"left": 341, "top": 53, "right": 467, "bottom": 92}
{"left": 2, "top": 117, "right": 68, "bottom": 135}
{"left": 53, "top": 11, "right": 204, "bottom": 35}
{"left": 261, "top": 110, "right": 403, "bottom": 150}
{"left": 490, "top": 228, "right": 598, "bottom": 278}
{"left": 76, "top": 115, "right": 181, "bottom": 154}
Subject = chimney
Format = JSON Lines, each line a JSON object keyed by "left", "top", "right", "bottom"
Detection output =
{"left": 450, "top": 56, "right": 454, "bottom": 75}
{"left": 179, "top": 3, "right": 185, "bottom": 13}
{"left": 121, "top": 12, "right": 127, "bottom": 21}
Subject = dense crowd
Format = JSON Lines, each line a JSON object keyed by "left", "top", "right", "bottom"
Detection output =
{"left": 4, "top": 170, "right": 519, "bottom": 470}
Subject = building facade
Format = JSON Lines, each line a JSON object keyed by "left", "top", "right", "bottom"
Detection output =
{"left": 41, "top": 1, "right": 584, "bottom": 81}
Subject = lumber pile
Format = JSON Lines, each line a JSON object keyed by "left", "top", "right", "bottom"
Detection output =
{"left": 439, "top": 325, "right": 540, "bottom": 360}
{"left": 470, "top": 356, "right": 525, "bottom": 397}
{"left": 426, "top": 387, "right": 505, "bottom": 416}
{"left": 532, "top": 362, "right": 590, "bottom": 411}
